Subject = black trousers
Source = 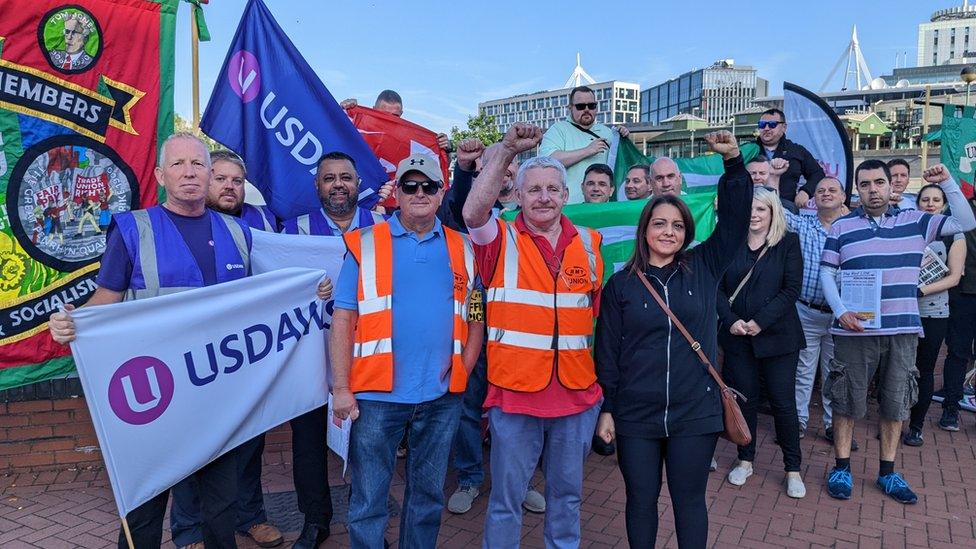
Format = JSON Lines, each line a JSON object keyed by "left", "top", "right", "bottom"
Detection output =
{"left": 616, "top": 433, "right": 718, "bottom": 549}
{"left": 909, "top": 316, "right": 949, "bottom": 431}
{"left": 944, "top": 293, "right": 976, "bottom": 411}
{"left": 290, "top": 405, "right": 334, "bottom": 526}
{"left": 722, "top": 339, "right": 802, "bottom": 472}
{"left": 118, "top": 448, "right": 238, "bottom": 549}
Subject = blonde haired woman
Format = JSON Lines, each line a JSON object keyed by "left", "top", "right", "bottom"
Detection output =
{"left": 716, "top": 187, "right": 807, "bottom": 497}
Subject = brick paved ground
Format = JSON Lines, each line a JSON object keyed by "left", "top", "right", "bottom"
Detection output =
{"left": 2, "top": 391, "right": 975, "bottom": 548}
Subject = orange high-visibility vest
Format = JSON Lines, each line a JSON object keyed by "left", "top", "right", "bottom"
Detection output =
{"left": 343, "top": 222, "right": 475, "bottom": 393}
{"left": 485, "top": 219, "right": 603, "bottom": 392}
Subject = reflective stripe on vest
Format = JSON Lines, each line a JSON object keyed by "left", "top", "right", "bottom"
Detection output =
{"left": 296, "top": 215, "right": 311, "bottom": 235}
{"left": 125, "top": 209, "right": 249, "bottom": 301}
{"left": 485, "top": 219, "right": 602, "bottom": 393}
{"left": 344, "top": 222, "right": 475, "bottom": 393}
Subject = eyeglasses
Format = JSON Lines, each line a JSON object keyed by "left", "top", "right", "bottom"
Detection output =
{"left": 574, "top": 102, "right": 598, "bottom": 111}
{"left": 399, "top": 180, "right": 440, "bottom": 195}
{"left": 757, "top": 120, "right": 783, "bottom": 130}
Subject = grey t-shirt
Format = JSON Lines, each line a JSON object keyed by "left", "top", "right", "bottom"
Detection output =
{"left": 918, "top": 233, "right": 964, "bottom": 318}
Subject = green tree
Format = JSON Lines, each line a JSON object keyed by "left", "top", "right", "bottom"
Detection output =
{"left": 174, "top": 113, "right": 221, "bottom": 150}
{"left": 450, "top": 112, "right": 502, "bottom": 147}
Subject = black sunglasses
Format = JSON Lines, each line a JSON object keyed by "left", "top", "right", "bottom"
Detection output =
{"left": 399, "top": 180, "right": 440, "bottom": 195}
{"left": 757, "top": 120, "right": 783, "bottom": 130}
{"left": 574, "top": 102, "right": 598, "bottom": 111}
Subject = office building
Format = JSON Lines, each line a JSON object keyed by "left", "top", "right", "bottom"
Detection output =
{"left": 639, "top": 59, "right": 768, "bottom": 126}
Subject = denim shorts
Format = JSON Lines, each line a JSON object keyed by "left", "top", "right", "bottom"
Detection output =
{"left": 825, "top": 334, "right": 920, "bottom": 421}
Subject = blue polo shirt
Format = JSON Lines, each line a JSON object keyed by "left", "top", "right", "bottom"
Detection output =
{"left": 334, "top": 212, "right": 454, "bottom": 404}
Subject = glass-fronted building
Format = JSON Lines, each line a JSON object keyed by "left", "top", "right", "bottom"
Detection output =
{"left": 639, "top": 60, "right": 767, "bottom": 126}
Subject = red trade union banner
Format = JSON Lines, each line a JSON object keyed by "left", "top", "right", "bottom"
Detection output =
{"left": 346, "top": 105, "right": 449, "bottom": 206}
{"left": 0, "top": 0, "right": 178, "bottom": 390}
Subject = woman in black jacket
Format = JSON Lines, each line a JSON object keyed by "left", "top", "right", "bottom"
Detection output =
{"left": 717, "top": 186, "right": 806, "bottom": 498}
{"left": 594, "top": 131, "right": 751, "bottom": 549}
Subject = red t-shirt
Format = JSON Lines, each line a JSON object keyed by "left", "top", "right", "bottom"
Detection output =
{"left": 474, "top": 213, "right": 602, "bottom": 418}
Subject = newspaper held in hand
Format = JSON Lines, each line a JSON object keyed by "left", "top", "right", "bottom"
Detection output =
{"left": 327, "top": 393, "right": 352, "bottom": 476}
{"left": 918, "top": 245, "right": 949, "bottom": 287}
{"left": 840, "top": 269, "right": 882, "bottom": 329}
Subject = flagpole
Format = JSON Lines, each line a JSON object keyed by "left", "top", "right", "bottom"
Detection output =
{"left": 121, "top": 516, "right": 135, "bottom": 549}
{"left": 921, "top": 85, "right": 931, "bottom": 172}
{"left": 191, "top": 5, "right": 201, "bottom": 128}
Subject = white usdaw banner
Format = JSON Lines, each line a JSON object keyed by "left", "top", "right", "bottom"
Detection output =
{"left": 70, "top": 233, "right": 345, "bottom": 517}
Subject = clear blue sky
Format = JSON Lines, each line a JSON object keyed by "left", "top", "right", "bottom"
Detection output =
{"left": 175, "top": 0, "right": 945, "bottom": 133}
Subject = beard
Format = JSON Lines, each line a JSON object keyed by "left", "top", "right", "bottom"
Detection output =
{"left": 321, "top": 188, "right": 358, "bottom": 216}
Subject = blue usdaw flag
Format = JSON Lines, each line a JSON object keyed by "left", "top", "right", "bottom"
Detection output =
{"left": 201, "top": 0, "right": 387, "bottom": 220}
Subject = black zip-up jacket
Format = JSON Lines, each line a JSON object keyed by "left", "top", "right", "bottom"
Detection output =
{"left": 756, "top": 137, "right": 826, "bottom": 202}
{"left": 595, "top": 156, "right": 751, "bottom": 439}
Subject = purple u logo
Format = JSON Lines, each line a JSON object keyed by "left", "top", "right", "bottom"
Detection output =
{"left": 107, "top": 356, "right": 175, "bottom": 425}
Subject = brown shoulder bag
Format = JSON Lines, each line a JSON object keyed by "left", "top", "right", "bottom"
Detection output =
{"left": 636, "top": 271, "right": 752, "bottom": 446}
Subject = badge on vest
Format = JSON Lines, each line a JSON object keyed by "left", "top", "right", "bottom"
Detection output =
{"left": 226, "top": 263, "right": 245, "bottom": 271}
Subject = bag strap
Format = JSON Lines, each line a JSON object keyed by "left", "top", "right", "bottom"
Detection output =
{"left": 570, "top": 122, "right": 606, "bottom": 141}
{"left": 635, "top": 270, "right": 746, "bottom": 401}
{"left": 728, "top": 245, "right": 769, "bottom": 305}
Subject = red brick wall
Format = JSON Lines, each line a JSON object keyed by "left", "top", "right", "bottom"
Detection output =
{"left": 1, "top": 397, "right": 294, "bottom": 474}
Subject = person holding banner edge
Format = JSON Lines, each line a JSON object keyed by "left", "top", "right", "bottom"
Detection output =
{"left": 166, "top": 149, "right": 286, "bottom": 549}
{"left": 330, "top": 154, "right": 483, "bottom": 548}
{"left": 48, "top": 133, "right": 253, "bottom": 549}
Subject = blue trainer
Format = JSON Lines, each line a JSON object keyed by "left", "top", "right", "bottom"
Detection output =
{"left": 876, "top": 472, "right": 918, "bottom": 504}
{"left": 827, "top": 467, "right": 853, "bottom": 499}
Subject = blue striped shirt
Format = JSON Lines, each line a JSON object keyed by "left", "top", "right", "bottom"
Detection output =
{"left": 784, "top": 211, "right": 831, "bottom": 306}
{"left": 821, "top": 207, "right": 945, "bottom": 335}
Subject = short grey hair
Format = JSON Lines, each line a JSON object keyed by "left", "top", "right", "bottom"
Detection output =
{"left": 210, "top": 149, "right": 246, "bottom": 176}
{"left": 515, "top": 156, "right": 567, "bottom": 189}
{"left": 158, "top": 132, "right": 211, "bottom": 167}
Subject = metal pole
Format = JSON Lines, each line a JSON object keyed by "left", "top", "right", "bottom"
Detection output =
{"left": 191, "top": 7, "right": 201, "bottom": 128}
{"left": 921, "top": 85, "right": 932, "bottom": 172}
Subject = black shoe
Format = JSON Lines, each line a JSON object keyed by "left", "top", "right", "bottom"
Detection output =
{"left": 939, "top": 408, "right": 960, "bottom": 431}
{"left": 824, "top": 427, "right": 859, "bottom": 451}
{"left": 591, "top": 435, "right": 616, "bottom": 456}
{"left": 902, "top": 428, "right": 924, "bottom": 447}
{"left": 292, "top": 523, "right": 330, "bottom": 549}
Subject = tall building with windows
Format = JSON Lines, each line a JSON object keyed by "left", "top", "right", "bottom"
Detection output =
{"left": 639, "top": 60, "right": 767, "bottom": 126}
{"left": 478, "top": 58, "right": 639, "bottom": 135}
{"left": 918, "top": 2, "right": 976, "bottom": 66}
{"left": 479, "top": 81, "right": 639, "bottom": 135}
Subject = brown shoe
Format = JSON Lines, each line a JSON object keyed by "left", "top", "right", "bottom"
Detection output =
{"left": 246, "top": 523, "right": 284, "bottom": 548}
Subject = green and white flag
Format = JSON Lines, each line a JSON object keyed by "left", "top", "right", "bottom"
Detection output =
{"left": 503, "top": 194, "right": 720, "bottom": 282}
{"left": 613, "top": 137, "right": 759, "bottom": 196}
{"left": 939, "top": 103, "right": 976, "bottom": 196}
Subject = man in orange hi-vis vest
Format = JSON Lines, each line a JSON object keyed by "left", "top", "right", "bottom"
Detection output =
{"left": 463, "top": 124, "right": 605, "bottom": 548}
{"left": 330, "top": 154, "right": 484, "bottom": 548}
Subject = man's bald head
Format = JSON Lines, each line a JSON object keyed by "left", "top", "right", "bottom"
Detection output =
{"left": 650, "top": 157, "right": 681, "bottom": 196}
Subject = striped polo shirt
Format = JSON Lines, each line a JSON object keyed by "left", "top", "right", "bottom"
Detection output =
{"left": 821, "top": 206, "right": 946, "bottom": 336}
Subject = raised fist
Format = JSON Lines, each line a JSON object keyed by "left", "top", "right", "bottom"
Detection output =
{"left": 502, "top": 123, "right": 543, "bottom": 155}
{"left": 923, "top": 164, "right": 950, "bottom": 184}
{"left": 457, "top": 138, "right": 485, "bottom": 170}
{"left": 704, "top": 130, "right": 739, "bottom": 159}
{"left": 769, "top": 157, "right": 789, "bottom": 176}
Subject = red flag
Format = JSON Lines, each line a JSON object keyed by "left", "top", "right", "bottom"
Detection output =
{"left": 346, "top": 105, "right": 449, "bottom": 206}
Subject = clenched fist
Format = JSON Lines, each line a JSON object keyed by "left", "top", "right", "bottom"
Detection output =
{"left": 923, "top": 164, "right": 950, "bottom": 184}
{"left": 770, "top": 158, "right": 789, "bottom": 176}
{"left": 704, "top": 131, "right": 739, "bottom": 160}
{"left": 457, "top": 138, "right": 485, "bottom": 170}
{"left": 501, "top": 123, "right": 543, "bottom": 155}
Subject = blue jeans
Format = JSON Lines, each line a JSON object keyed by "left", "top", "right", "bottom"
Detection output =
{"left": 452, "top": 348, "right": 488, "bottom": 488}
{"left": 348, "top": 392, "right": 462, "bottom": 549}
{"left": 170, "top": 435, "right": 267, "bottom": 546}
{"left": 484, "top": 402, "right": 601, "bottom": 549}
